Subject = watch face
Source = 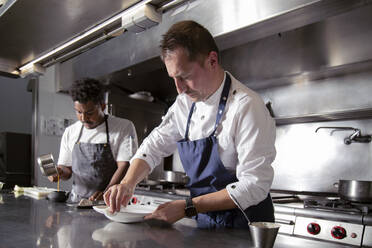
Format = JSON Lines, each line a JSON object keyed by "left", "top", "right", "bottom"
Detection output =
{"left": 185, "top": 206, "right": 197, "bottom": 217}
{"left": 185, "top": 197, "right": 197, "bottom": 217}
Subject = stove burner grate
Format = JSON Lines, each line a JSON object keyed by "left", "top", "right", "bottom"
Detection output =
{"left": 136, "top": 182, "right": 190, "bottom": 196}
{"left": 304, "top": 197, "right": 372, "bottom": 214}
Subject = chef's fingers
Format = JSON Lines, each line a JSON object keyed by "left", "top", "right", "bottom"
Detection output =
{"left": 56, "top": 167, "right": 64, "bottom": 175}
{"left": 47, "top": 175, "right": 54, "bottom": 182}
{"left": 144, "top": 213, "right": 152, "bottom": 219}
{"left": 103, "top": 188, "right": 112, "bottom": 207}
{"left": 109, "top": 186, "right": 118, "bottom": 212}
{"left": 95, "top": 192, "right": 104, "bottom": 201}
{"left": 116, "top": 186, "right": 127, "bottom": 212}
{"left": 47, "top": 174, "right": 58, "bottom": 182}
{"left": 90, "top": 191, "right": 103, "bottom": 201}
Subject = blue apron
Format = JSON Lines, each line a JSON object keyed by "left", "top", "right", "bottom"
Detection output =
{"left": 177, "top": 74, "right": 274, "bottom": 228}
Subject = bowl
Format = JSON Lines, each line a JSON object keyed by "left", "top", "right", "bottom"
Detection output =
{"left": 47, "top": 191, "right": 69, "bottom": 202}
{"left": 104, "top": 204, "right": 154, "bottom": 223}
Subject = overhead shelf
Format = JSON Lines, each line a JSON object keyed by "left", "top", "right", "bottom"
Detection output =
{"left": 275, "top": 108, "right": 372, "bottom": 125}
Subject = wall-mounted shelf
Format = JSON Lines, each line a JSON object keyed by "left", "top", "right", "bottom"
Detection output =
{"left": 275, "top": 108, "right": 372, "bottom": 125}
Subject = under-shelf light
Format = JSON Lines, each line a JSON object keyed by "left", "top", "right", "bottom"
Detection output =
{"left": 19, "top": 0, "right": 152, "bottom": 74}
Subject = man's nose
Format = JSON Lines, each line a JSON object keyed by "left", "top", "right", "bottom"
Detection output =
{"left": 81, "top": 113, "right": 88, "bottom": 122}
{"left": 175, "top": 78, "right": 186, "bottom": 94}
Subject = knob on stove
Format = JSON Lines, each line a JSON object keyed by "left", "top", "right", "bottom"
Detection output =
{"left": 331, "top": 226, "right": 347, "bottom": 239}
{"left": 307, "top": 223, "right": 321, "bottom": 235}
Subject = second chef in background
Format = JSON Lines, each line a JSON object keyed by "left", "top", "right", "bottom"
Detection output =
{"left": 48, "top": 78, "right": 138, "bottom": 202}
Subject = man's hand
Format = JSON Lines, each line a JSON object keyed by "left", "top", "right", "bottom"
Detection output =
{"left": 103, "top": 183, "right": 135, "bottom": 213}
{"left": 89, "top": 191, "right": 104, "bottom": 201}
{"left": 47, "top": 167, "right": 63, "bottom": 182}
{"left": 144, "top": 200, "right": 186, "bottom": 224}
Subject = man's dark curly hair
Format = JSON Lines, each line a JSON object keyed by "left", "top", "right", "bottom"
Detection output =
{"left": 69, "top": 78, "right": 105, "bottom": 104}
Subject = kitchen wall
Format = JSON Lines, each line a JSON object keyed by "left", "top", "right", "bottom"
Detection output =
{"left": 34, "top": 65, "right": 75, "bottom": 191}
{"left": 0, "top": 76, "right": 32, "bottom": 134}
{"left": 219, "top": 5, "right": 372, "bottom": 193}
{"left": 34, "top": 0, "right": 372, "bottom": 194}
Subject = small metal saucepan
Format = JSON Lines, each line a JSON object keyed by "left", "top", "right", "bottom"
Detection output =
{"left": 335, "top": 180, "right": 372, "bottom": 203}
{"left": 37, "top": 154, "right": 58, "bottom": 176}
{"left": 158, "top": 171, "right": 189, "bottom": 185}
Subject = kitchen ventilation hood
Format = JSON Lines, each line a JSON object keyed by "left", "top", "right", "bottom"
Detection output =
{"left": 0, "top": 0, "right": 168, "bottom": 78}
{"left": 1, "top": 0, "right": 372, "bottom": 79}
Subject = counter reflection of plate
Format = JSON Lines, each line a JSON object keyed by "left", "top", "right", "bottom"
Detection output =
{"left": 92, "top": 222, "right": 148, "bottom": 246}
{"left": 104, "top": 204, "right": 154, "bottom": 223}
{"left": 93, "top": 205, "right": 107, "bottom": 214}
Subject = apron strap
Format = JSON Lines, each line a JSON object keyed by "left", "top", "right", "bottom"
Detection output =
{"left": 75, "top": 115, "right": 110, "bottom": 144}
{"left": 183, "top": 73, "right": 232, "bottom": 140}
{"left": 184, "top": 102, "right": 196, "bottom": 141}
{"left": 104, "top": 115, "right": 110, "bottom": 144}
{"left": 76, "top": 124, "right": 84, "bottom": 144}
{"left": 211, "top": 74, "right": 231, "bottom": 136}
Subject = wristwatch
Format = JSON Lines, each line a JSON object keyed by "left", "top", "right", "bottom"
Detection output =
{"left": 184, "top": 197, "right": 197, "bottom": 217}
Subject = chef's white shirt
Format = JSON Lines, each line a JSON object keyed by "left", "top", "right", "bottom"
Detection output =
{"left": 58, "top": 115, "right": 138, "bottom": 166}
{"left": 131, "top": 72, "right": 276, "bottom": 210}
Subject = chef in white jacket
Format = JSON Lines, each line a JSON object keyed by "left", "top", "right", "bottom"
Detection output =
{"left": 104, "top": 20, "right": 276, "bottom": 228}
{"left": 49, "top": 78, "right": 138, "bottom": 202}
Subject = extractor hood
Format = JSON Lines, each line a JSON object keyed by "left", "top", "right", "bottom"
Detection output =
{"left": 1, "top": 0, "right": 372, "bottom": 79}
{"left": 0, "top": 0, "right": 169, "bottom": 78}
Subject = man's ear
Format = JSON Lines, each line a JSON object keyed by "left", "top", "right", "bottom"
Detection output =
{"left": 207, "top": 51, "right": 219, "bottom": 69}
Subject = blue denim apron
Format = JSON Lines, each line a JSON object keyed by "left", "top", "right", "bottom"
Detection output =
{"left": 70, "top": 115, "right": 117, "bottom": 202}
{"left": 177, "top": 74, "right": 274, "bottom": 228}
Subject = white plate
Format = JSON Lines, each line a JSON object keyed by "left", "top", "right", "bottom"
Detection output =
{"left": 93, "top": 205, "right": 108, "bottom": 214}
{"left": 103, "top": 204, "right": 155, "bottom": 223}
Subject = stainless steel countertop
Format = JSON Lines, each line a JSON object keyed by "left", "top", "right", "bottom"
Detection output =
{"left": 0, "top": 191, "right": 353, "bottom": 248}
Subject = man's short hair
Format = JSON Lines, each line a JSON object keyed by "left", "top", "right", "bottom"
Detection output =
{"left": 160, "top": 20, "right": 219, "bottom": 64}
{"left": 69, "top": 78, "right": 105, "bottom": 104}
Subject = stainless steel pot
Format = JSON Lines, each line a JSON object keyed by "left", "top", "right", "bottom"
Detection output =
{"left": 158, "top": 171, "right": 189, "bottom": 185}
{"left": 336, "top": 180, "right": 372, "bottom": 203}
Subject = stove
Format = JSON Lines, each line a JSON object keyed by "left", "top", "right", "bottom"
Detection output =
{"left": 304, "top": 197, "right": 372, "bottom": 214}
{"left": 136, "top": 182, "right": 190, "bottom": 197}
{"left": 274, "top": 194, "right": 372, "bottom": 247}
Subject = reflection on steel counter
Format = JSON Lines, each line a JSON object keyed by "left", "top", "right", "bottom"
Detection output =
{"left": 0, "top": 191, "right": 358, "bottom": 248}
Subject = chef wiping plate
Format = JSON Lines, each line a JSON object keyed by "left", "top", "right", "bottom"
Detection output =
{"left": 95, "top": 204, "right": 155, "bottom": 223}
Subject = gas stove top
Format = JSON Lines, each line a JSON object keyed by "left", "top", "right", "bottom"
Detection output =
{"left": 273, "top": 194, "right": 372, "bottom": 247}
{"left": 136, "top": 183, "right": 190, "bottom": 197}
{"left": 304, "top": 197, "right": 372, "bottom": 214}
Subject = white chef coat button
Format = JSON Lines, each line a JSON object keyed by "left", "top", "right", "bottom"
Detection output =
{"left": 142, "top": 154, "right": 147, "bottom": 157}
{"left": 222, "top": 96, "right": 227, "bottom": 101}
{"left": 201, "top": 115, "right": 205, "bottom": 120}
{"left": 233, "top": 90, "right": 237, "bottom": 95}
{"left": 231, "top": 185, "right": 236, "bottom": 189}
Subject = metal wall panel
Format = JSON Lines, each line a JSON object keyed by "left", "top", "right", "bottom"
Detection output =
{"left": 61, "top": 0, "right": 371, "bottom": 85}
{"left": 57, "top": 0, "right": 372, "bottom": 193}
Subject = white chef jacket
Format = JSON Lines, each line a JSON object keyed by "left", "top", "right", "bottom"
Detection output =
{"left": 131, "top": 72, "right": 276, "bottom": 210}
{"left": 58, "top": 115, "right": 138, "bottom": 166}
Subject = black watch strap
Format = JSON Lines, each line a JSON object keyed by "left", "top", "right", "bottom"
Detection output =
{"left": 185, "top": 197, "right": 197, "bottom": 217}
